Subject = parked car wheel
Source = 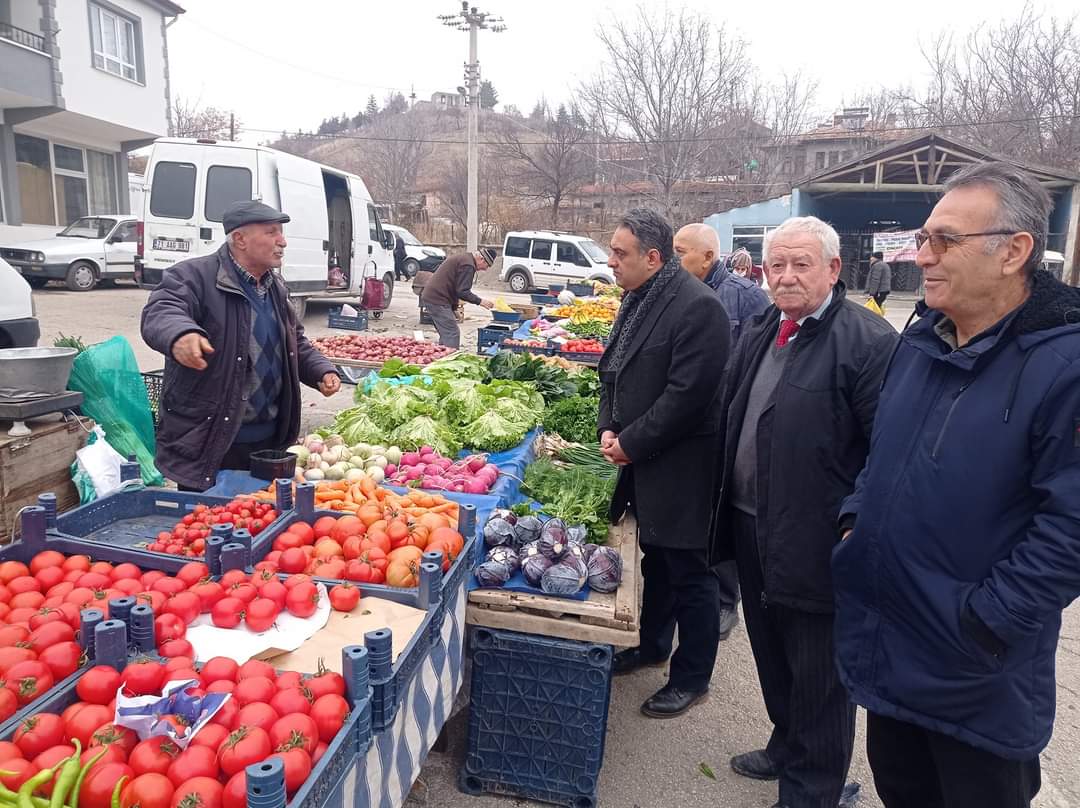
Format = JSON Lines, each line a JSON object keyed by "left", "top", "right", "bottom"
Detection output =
{"left": 65, "top": 261, "right": 98, "bottom": 292}
{"left": 25, "top": 277, "right": 48, "bottom": 289}
{"left": 404, "top": 258, "right": 420, "bottom": 278}
{"left": 506, "top": 270, "right": 530, "bottom": 293}
{"left": 381, "top": 272, "right": 395, "bottom": 307}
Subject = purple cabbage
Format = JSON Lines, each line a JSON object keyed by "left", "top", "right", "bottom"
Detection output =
{"left": 474, "top": 558, "right": 513, "bottom": 587}
{"left": 566, "top": 543, "right": 589, "bottom": 567}
{"left": 483, "top": 517, "right": 516, "bottom": 548}
{"left": 521, "top": 554, "right": 553, "bottom": 587}
{"left": 486, "top": 545, "right": 521, "bottom": 574}
{"left": 539, "top": 520, "right": 568, "bottom": 561}
{"left": 490, "top": 508, "right": 517, "bottom": 525}
{"left": 566, "top": 525, "right": 588, "bottom": 545}
{"left": 541, "top": 560, "right": 587, "bottom": 595}
{"left": 513, "top": 515, "right": 543, "bottom": 547}
{"left": 586, "top": 546, "right": 622, "bottom": 593}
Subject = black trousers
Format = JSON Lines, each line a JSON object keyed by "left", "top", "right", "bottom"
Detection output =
{"left": 873, "top": 291, "right": 890, "bottom": 307}
{"left": 177, "top": 435, "right": 282, "bottom": 492}
{"left": 714, "top": 559, "right": 740, "bottom": 610}
{"left": 638, "top": 543, "right": 721, "bottom": 692}
{"left": 867, "top": 712, "right": 1041, "bottom": 808}
{"left": 734, "top": 510, "right": 855, "bottom": 808}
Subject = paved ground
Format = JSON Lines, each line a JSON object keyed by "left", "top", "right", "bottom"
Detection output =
{"left": 28, "top": 280, "right": 1080, "bottom": 808}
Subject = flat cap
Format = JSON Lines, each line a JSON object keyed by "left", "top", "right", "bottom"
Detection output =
{"left": 223, "top": 200, "right": 291, "bottom": 234}
{"left": 478, "top": 247, "right": 497, "bottom": 266}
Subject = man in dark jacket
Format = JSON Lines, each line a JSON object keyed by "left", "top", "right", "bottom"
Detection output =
{"left": 864, "top": 251, "right": 892, "bottom": 308}
{"left": 393, "top": 234, "right": 409, "bottom": 281}
{"left": 833, "top": 162, "right": 1074, "bottom": 808}
{"left": 420, "top": 248, "right": 495, "bottom": 347}
{"left": 712, "top": 216, "right": 897, "bottom": 808}
{"left": 675, "top": 223, "right": 770, "bottom": 346}
{"left": 141, "top": 201, "right": 340, "bottom": 491}
{"left": 600, "top": 209, "right": 731, "bottom": 718}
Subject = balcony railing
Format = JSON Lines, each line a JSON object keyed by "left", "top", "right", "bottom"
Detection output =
{"left": 0, "top": 22, "right": 46, "bottom": 53}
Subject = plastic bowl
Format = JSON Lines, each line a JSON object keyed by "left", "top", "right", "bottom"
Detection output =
{"left": 249, "top": 450, "right": 297, "bottom": 481}
{"left": 491, "top": 310, "right": 523, "bottom": 323}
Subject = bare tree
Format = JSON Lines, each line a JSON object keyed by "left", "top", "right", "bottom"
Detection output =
{"left": 170, "top": 97, "right": 238, "bottom": 140}
{"left": 578, "top": 5, "right": 752, "bottom": 221}
{"left": 903, "top": 4, "right": 1080, "bottom": 169}
{"left": 360, "top": 111, "right": 434, "bottom": 215}
{"left": 492, "top": 110, "right": 593, "bottom": 227}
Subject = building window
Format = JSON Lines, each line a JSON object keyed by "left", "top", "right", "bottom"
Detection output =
{"left": 815, "top": 151, "right": 826, "bottom": 170}
{"left": 89, "top": 2, "right": 140, "bottom": 82}
{"left": 781, "top": 160, "right": 792, "bottom": 175}
{"left": 828, "top": 151, "right": 840, "bottom": 166}
{"left": 14, "top": 134, "right": 55, "bottom": 225}
{"left": 842, "top": 150, "right": 853, "bottom": 162}
{"left": 794, "top": 154, "right": 806, "bottom": 176}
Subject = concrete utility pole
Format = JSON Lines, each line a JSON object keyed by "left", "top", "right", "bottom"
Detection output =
{"left": 438, "top": 2, "right": 505, "bottom": 252}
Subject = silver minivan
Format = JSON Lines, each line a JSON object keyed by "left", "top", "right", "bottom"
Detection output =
{"left": 500, "top": 230, "right": 613, "bottom": 293}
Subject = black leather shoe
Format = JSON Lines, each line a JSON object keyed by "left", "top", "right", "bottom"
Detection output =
{"left": 639, "top": 684, "right": 708, "bottom": 718}
{"left": 730, "top": 749, "right": 780, "bottom": 781}
{"left": 839, "top": 782, "right": 861, "bottom": 807}
{"left": 717, "top": 608, "right": 740, "bottom": 641}
{"left": 612, "top": 647, "right": 666, "bottom": 676}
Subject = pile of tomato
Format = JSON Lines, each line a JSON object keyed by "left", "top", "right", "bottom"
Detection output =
{"left": 560, "top": 339, "right": 605, "bottom": 354}
{"left": 0, "top": 655, "right": 350, "bottom": 808}
{"left": 148, "top": 499, "right": 279, "bottom": 557}
{"left": 266, "top": 513, "right": 464, "bottom": 588}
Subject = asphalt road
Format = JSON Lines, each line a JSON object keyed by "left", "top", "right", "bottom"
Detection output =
{"left": 28, "top": 280, "right": 1080, "bottom": 808}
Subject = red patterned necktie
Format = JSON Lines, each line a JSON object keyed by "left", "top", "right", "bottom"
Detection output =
{"left": 776, "top": 319, "right": 800, "bottom": 348}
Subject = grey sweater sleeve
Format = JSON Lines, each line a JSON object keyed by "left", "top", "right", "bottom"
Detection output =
{"left": 456, "top": 266, "right": 482, "bottom": 305}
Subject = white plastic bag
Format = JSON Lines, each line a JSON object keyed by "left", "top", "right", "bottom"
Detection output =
{"left": 75, "top": 426, "right": 126, "bottom": 497}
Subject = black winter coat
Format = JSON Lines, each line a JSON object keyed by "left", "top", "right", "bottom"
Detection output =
{"left": 600, "top": 269, "right": 730, "bottom": 550}
{"left": 140, "top": 244, "right": 336, "bottom": 489}
{"left": 710, "top": 282, "right": 897, "bottom": 611}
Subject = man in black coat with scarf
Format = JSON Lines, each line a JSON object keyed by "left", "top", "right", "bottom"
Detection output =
{"left": 599, "top": 208, "right": 731, "bottom": 717}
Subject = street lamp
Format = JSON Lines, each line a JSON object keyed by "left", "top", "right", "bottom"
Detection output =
{"left": 439, "top": 2, "right": 505, "bottom": 252}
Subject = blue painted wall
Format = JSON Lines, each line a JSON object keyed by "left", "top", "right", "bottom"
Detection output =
{"left": 704, "top": 194, "right": 795, "bottom": 251}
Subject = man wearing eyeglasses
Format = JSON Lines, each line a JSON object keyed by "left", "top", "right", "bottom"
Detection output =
{"left": 832, "top": 161, "right": 1078, "bottom": 807}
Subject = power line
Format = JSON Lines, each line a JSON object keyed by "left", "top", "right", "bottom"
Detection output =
{"left": 236, "top": 113, "right": 1080, "bottom": 148}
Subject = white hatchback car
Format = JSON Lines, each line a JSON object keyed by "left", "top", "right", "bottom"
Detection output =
{"left": 0, "top": 257, "right": 39, "bottom": 348}
{"left": 500, "top": 230, "right": 613, "bottom": 293}
{"left": 383, "top": 224, "right": 446, "bottom": 278}
{"left": 0, "top": 215, "right": 138, "bottom": 291}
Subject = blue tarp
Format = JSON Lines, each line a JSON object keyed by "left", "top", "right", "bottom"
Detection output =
{"left": 459, "top": 428, "right": 538, "bottom": 505}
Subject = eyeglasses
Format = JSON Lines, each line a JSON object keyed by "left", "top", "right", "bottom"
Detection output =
{"left": 914, "top": 230, "right": 1018, "bottom": 255}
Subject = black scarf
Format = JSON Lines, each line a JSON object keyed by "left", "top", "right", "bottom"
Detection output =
{"left": 599, "top": 256, "right": 681, "bottom": 420}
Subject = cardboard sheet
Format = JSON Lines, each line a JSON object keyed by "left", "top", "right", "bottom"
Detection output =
{"left": 261, "top": 595, "right": 428, "bottom": 674}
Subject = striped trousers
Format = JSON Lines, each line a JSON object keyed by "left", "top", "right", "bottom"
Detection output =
{"left": 734, "top": 509, "right": 856, "bottom": 808}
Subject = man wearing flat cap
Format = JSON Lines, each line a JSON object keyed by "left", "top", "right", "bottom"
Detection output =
{"left": 141, "top": 200, "right": 340, "bottom": 491}
{"left": 420, "top": 246, "right": 496, "bottom": 347}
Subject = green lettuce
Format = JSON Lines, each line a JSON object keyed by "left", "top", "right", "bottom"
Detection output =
{"left": 460, "top": 411, "right": 527, "bottom": 453}
{"left": 389, "top": 415, "right": 461, "bottom": 456}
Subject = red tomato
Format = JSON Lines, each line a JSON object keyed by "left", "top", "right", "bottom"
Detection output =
{"left": 163, "top": 592, "right": 201, "bottom": 625}
{"left": 285, "top": 583, "right": 319, "bottom": 618}
{"left": 278, "top": 548, "right": 307, "bottom": 575}
{"left": 169, "top": 777, "right": 222, "bottom": 808}
{"left": 76, "top": 665, "right": 122, "bottom": 706}
{"left": 328, "top": 584, "right": 360, "bottom": 613}
{"left": 176, "top": 562, "right": 210, "bottom": 588}
{"left": 37, "top": 641, "right": 81, "bottom": 681}
{"left": 268, "top": 713, "right": 319, "bottom": 756}
{"left": 0, "top": 625, "right": 29, "bottom": 648}
{"left": 206, "top": 680, "right": 234, "bottom": 695}
{"left": 89, "top": 722, "right": 139, "bottom": 756}
{"left": 312, "top": 741, "right": 328, "bottom": 765}
{"left": 165, "top": 744, "right": 218, "bottom": 788}
{"left": 0, "top": 689, "right": 16, "bottom": 723}
{"left": 110, "top": 563, "right": 142, "bottom": 582}
{"left": 112, "top": 579, "right": 143, "bottom": 596}
{"left": 188, "top": 723, "right": 228, "bottom": 752}
{"left": 309, "top": 694, "right": 349, "bottom": 742}
{"left": 237, "top": 659, "right": 275, "bottom": 681}
{"left": 189, "top": 582, "right": 225, "bottom": 613}
{"left": 222, "top": 772, "right": 246, "bottom": 808}
{"left": 140, "top": 571, "right": 166, "bottom": 589}
{"left": 80, "top": 742, "right": 127, "bottom": 767}
{"left": 0, "top": 758, "right": 38, "bottom": 791}
{"left": 282, "top": 574, "right": 312, "bottom": 591}
{"left": 30, "top": 551, "right": 65, "bottom": 576}
{"left": 236, "top": 702, "right": 278, "bottom": 734}
{"left": 272, "top": 747, "right": 312, "bottom": 794}
{"left": 157, "top": 639, "right": 194, "bottom": 659}
{"left": 121, "top": 773, "right": 174, "bottom": 808}
{"left": 270, "top": 685, "right": 312, "bottom": 717}
{"left": 228, "top": 583, "right": 258, "bottom": 605}
{"left": 6, "top": 663, "right": 53, "bottom": 705}
{"left": 13, "top": 713, "right": 65, "bottom": 759}
{"left": 9, "top": 591, "right": 44, "bottom": 611}
{"left": 80, "top": 762, "right": 135, "bottom": 808}
{"left": 27, "top": 621, "right": 75, "bottom": 651}
{"left": 0, "top": 740, "right": 21, "bottom": 761}
{"left": 63, "top": 703, "right": 112, "bottom": 747}
{"left": 312, "top": 517, "right": 337, "bottom": 539}
{"left": 154, "top": 614, "right": 186, "bottom": 643}
{"left": 244, "top": 598, "right": 279, "bottom": 633}
{"left": 233, "top": 677, "right": 275, "bottom": 707}
{"left": 0, "top": 561, "right": 30, "bottom": 584}
{"left": 163, "top": 656, "right": 194, "bottom": 674}
{"left": 219, "top": 570, "right": 249, "bottom": 589}
{"left": 121, "top": 659, "right": 167, "bottom": 697}
{"left": 208, "top": 697, "right": 239, "bottom": 731}
{"left": 7, "top": 577, "right": 40, "bottom": 596}
{"left": 199, "top": 656, "right": 239, "bottom": 685}
{"left": 289, "top": 522, "right": 315, "bottom": 545}
{"left": 136, "top": 591, "right": 167, "bottom": 613}
{"left": 32, "top": 744, "right": 75, "bottom": 792}
{"left": 305, "top": 668, "right": 346, "bottom": 700}
{"left": 211, "top": 597, "right": 244, "bottom": 629}
{"left": 128, "top": 737, "right": 181, "bottom": 776}
{"left": 76, "top": 572, "right": 111, "bottom": 591}
{"left": 274, "top": 671, "right": 302, "bottom": 691}
{"left": 256, "top": 579, "right": 287, "bottom": 611}
{"left": 61, "top": 556, "right": 90, "bottom": 573}
{"left": 33, "top": 567, "right": 66, "bottom": 593}
{"left": 217, "top": 726, "right": 272, "bottom": 777}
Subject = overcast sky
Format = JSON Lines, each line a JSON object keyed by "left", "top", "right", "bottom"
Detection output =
{"left": 167, "top": 0, "right": 1076, "bottom": 143}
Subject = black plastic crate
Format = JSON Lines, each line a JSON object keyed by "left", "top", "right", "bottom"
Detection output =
{"left": 557, "top": 350, "right": 602, "bottom": 366}
{"left": 477, "top": 325, "right": 513, "bottom": 352}
{"left": 460, "top": 627, "right": 613, "bottom": 808}
{"left": 567, "top": 283, "right": 595, "bottom": 297}
{"left": 142, "top": 370, "right": 163, "bottom": 427}
{"left": 505, "top": 342, "right": 555, "bottom": 356}
{"left": 328, "top": 306, "right": 369, "bottom": 331}
{"left": 530, "top": 293, "right": 559, "bottom": 306}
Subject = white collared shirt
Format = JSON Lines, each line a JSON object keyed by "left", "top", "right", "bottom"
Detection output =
{"left": 778, "top": 290, "right": 833, "bottom": 342}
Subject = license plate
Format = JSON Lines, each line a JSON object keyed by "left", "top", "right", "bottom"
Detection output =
{"left": 153, "top": 238, "right": 189, "bottom": 252}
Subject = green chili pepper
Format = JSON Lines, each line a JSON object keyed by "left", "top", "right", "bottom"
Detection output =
{"left": 18, "top": 766, "right": 57, "bottom": 808}
{"left": 48, "top": 739, "right": 81, "bottom": 808}
{"left": 109, "top": 778, "right": 126, "bottom": 808}
{"left": 68, "top": 747, "right": 106, "bottom": 808}
{"left": 0, "top": 783, "right": 47, "bottom": 808}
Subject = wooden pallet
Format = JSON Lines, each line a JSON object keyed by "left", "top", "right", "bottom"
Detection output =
{"left": 320, "top": 349, "right": 461, "bottom": 369}
{"left": 466, "top": 515, "right": 641, "bottom": 647}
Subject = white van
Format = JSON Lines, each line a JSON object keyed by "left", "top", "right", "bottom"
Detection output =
{"left": 0, "top": 257, "right": 39, "bottom": 349}
{"left": 136, "top": 138, "right": 396, "bottom": 317}
{"left": 500, "top": 230, "right": 614, "bottom": 293}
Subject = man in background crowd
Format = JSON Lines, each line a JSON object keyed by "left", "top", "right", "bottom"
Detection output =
{"left": 420, "top": 247, "right": 495, "bottom": 347}
{"left": 865, "top": 251, "right": 892, "bottom": 308}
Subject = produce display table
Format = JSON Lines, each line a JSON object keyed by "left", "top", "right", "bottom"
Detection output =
{"left": 466, "top": 515, "right": 641, "bottom": 647}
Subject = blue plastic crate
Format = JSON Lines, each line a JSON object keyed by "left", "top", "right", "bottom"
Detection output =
{"left": 459, "top": 627, "right": 613, "bottom": 808}
{"left": 567, "top": 282, "right": 595, "bottom": 297}
{"left": 328, "top": 306, "right": 369, "bottom": 331}
{"left": 557, "top": 350, "right": 602, "bottom": 366}
{"left": 530, "top": 293, "right": 559, "bottom": 305}
{"left": 504, "top": 342, "right": 555, "bottom": 356}
{"left": 477, "top": 324, "right": 513, "bottom": 352}
{"left": 491, "top": 310, "right": 522, "bottom": 324}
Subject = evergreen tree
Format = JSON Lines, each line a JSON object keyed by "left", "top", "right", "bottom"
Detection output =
{"left": 479, "top": 80, "right": 499, "bottom": 110}
{"left": 365, "top": 95, "right": 379, "bottom": 116}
